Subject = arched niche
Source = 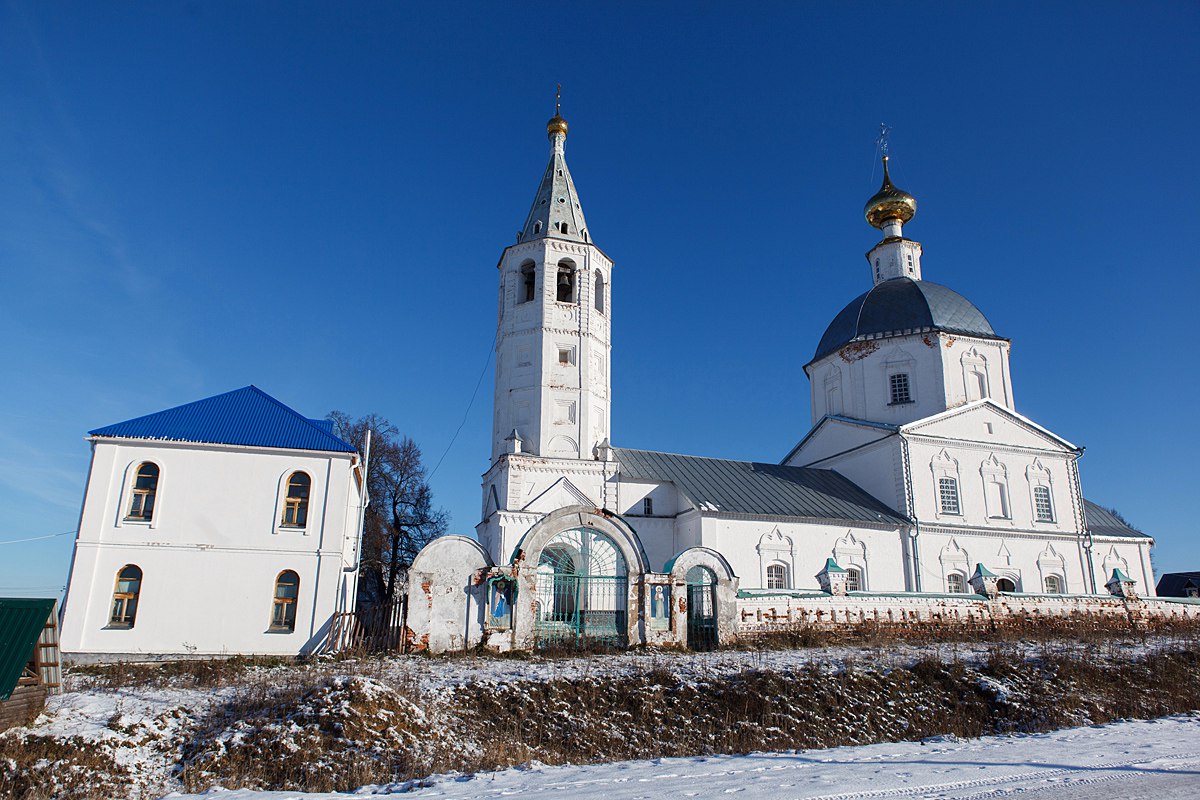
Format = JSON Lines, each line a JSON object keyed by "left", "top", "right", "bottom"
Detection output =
{"left": 664, "top": 546, "right": 739, "bottom": 649}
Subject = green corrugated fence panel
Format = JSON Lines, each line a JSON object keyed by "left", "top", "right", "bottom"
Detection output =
{"left": 0, "top": 598, "right": 56, "bottom": 700}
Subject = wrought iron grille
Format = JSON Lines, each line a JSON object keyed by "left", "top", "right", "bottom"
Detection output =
{"left": 686, "top": 565, "right": 718, "bottom": 651}
{"left": 534, "top": 527, "right": 628, "bottom": 649}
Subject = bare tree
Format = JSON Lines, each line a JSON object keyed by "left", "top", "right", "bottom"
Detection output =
{"left": 328, "top": 411, "right": 449, "bottom": 608}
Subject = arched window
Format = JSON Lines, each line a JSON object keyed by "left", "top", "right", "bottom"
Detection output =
{"left": 845, "top": 567, "right": 862, "bottom": 592}
{"left": 938, "top": 477, "right": 961, "bottom": 515}
{"left": 110, "top": 565, "right": 142, "bottom": 628}
{"left": 127, "top": 462, "right": 159, "bottom": 521}
{"left": 556, "top": 261, "right": 576, "bottom": 303}
{"left": 946, "top": 572, "right": 965, "bottom": 593}
{"left": 271, "top": 570, "right": 300, "bottom": 631}
{"left": 281, "top": 472, "right": 311, "bottom": 527}
{"left": 996, "top": 577, "right": 1017, "bottom": 593}
{"left": 520, "top": 262, "right": 536, "bottom": 304}
{"left": 1033, "top": 486, "right": 1054, "bottom": 522}
{"left": 594, "top": 270, "right": 605, "bottom": 313}
{"left": 766, "top": 563, "right": 789, "bottom": 590}
{"left": 1043, "top": 575, "right": 1063, "bottom": 594}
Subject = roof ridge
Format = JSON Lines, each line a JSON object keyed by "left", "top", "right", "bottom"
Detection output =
{"left": 243, "top": 386, "right": 353, "bottom": 452}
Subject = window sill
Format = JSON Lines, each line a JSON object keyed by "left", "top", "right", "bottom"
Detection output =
{"left": 266, "top": 628, "right": 296, "bottom": 634}
{"left": 122, "top": 518, "right": 153, "bottom": 525}
{"left": 887, "top": 400, "right": 915, "bottom": 406}
{"left": 103, "top": 624, "right": 134, "bottom": 630}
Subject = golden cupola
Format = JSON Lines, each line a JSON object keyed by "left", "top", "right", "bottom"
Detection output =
{"left": 864, "top": 156, "right": 917, "bottom": 229}
{"left": 547, "top": 113, "right": 568, "bottom": 140}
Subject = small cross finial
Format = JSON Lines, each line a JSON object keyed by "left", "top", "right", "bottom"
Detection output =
{"left": 875, "top": 122, "right": 891, "bottom": 157}
{"left": 556, "top": 83, "right": 562, "bottom": 115}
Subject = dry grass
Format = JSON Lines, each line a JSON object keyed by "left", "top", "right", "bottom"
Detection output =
{"left": 14, "top": 631, "right": 1200, "bottom": 798}
{"left": 0, "top": 734, "right": 132, "bottom": 800}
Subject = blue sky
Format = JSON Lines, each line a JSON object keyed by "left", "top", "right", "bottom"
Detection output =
{"left": 1, "top": 1, "right": 1197, "bottom": 596}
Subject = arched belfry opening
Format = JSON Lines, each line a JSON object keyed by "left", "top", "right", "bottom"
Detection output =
{"left": 534, "top": 527, "right": 628, "bottom": 648}
{"left": 556, "top": 259, "right": 577, "bottom": 303}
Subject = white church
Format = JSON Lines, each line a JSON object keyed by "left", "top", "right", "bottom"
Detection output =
{"left": 403, "top": 107, "right": 1178, "bottom": 653}
{"left": 59, "top": 106, "right": 1193, "bottom": 659}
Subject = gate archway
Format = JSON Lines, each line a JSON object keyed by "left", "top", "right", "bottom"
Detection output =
{"left": 534, "top": 527, "right": 628, "bottom": 648}
{"left": 685, "top": 565, "right": 718, "bottom": 651}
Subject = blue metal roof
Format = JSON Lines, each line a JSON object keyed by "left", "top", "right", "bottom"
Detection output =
{"left": 811, "top": 277, "right": 1000, "bottom": 364}
{"left": 89, "top": 386, "right": 357, "bottom": 454}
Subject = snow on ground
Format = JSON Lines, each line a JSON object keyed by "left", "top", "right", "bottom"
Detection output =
{"left": 164, "top": 714, "right": 1200, "bottom": 800}
{"left": 364, "top": 635, "right": 1171, "bottom": 692}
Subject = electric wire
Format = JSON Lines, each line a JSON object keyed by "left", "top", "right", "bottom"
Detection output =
{"left": 0, "top": 530, "right": 76, "bottom": 546}
{"left": 428, "top": 327, "right": 498, "bottom": 481}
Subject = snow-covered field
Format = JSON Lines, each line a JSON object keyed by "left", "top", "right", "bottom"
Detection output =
{"left": 165, "top": 714, "right": 1200, "bottom": 800}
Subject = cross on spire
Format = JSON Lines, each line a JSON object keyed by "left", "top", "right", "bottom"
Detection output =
{"left": 875, "top": 122, "right": 892, "bottom": 157}
{"left": 556, "top": 83, "right": 561, "bottom": 116}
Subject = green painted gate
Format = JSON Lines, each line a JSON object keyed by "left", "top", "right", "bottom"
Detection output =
{"left": 534, "top": 527, "right": 628, "bottom": 649}
{"left": 686, "top": 565, "right": 718, "bottom": 651}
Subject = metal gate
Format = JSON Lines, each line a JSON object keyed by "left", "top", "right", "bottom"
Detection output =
{"left": 686, "top": 565, "right": 718, "bottom": 651}
{"left": 534, "top": 527, "right": 628, "bottom": 649}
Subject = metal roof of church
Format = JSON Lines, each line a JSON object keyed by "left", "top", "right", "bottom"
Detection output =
{"left": 89, "top": 386, "right": 357, "bottom": 454}
{"left": 518, "top": 117, "right": 590, "bottom": 245}
{"left": 613, "top": 447, "right": 909, "bottom": 526}
{"left": 1083, "top": 500, "right": 1148, "bottom": 539}
{"left": 811, "top": 277, "right": 1000, "bottom": 364}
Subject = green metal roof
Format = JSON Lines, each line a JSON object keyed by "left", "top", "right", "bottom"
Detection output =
{"left": 0, "top": 598, "right": 54, "bottom": 700}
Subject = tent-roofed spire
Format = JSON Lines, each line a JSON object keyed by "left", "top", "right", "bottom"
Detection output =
{"left": 518, "top": 90, "right": 590, "bottom": 245}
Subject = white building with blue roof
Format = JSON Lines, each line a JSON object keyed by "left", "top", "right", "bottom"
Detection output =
{"left": 60, "top": 386, "right": 367, "bottom": 658}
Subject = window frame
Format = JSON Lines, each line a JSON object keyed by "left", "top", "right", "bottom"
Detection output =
{"left": 109, "top": 564, "right": 143, "bottom": 629}
{"left": 124, "top": 462, "right": 160, "bottom": 524}
{"left": 888, "top": 372, "right": 913, "bottom": 405}
{"left": 766, "top": 562, "right": 790, "bottom": 590}
{"left": 1033, "top": 485, "right": 1055, "bottom": 523}
{"left": 270, "top": 570, "right": 301, "bottom": 633}
{"left": 280, "top": 471, "right": 312, "bottom": 529}
{"left": 844, "top": 567, "right": 863, "bottom": 592}
{"left": 938, "top": 476, "right": 962, "bottom": 515}
{"left": 1043, "top": 574, "right": 1063, "bottom": 594}
{"left": 946, "top": 572, "right": 966, "bottom": 594}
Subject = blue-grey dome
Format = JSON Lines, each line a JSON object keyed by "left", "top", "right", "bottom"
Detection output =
{"left": 811, "top": 278, "right": 1000, "bottom": 364}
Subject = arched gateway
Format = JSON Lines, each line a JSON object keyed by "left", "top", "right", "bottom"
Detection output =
{"left": 535, "top": 527, "right": 628, "bottom": 648}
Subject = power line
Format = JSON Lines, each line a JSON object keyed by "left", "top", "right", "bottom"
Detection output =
{"left": 0, "top": 530, "right": 76, "bottom": 546}
{"left": 429, "top": 328, "right": 497, "bottom": 481}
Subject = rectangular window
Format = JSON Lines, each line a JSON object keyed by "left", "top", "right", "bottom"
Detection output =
{"left": 557, "top": 346, "right": 575, "bottom": 366}
{"left": 643, "top": 497, "right": 654, "bottom": 516}
{"left": 1033, "top": 485, "right": 1054, "bottom": 522}
{"left": 946, "top": 573, "right": 965, "bottom": 593}
{"left": 889, "top": 373, "right": 912, "bottom": 405}
{"left": 939, "top": 477, "right": 961, "bottom": 515}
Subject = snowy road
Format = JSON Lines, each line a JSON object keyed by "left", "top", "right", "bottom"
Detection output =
{"left": 167, "top": 715, "right": 1200, "bottom": 800}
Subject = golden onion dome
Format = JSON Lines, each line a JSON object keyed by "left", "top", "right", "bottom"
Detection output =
{"left": 547, "top": 114, "right": 569, "bottom": 140}
{"left": 864, "top": 156, "right": 917, "bottom": 229}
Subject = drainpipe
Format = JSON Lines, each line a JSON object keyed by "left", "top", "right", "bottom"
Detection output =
{"left": 342, "top": 430, "right": 372, "bottom": 610}
{"left": 1068, "top": 454, "right": 1096, "bottom": 594}
{"left": 900, "top": 435, "right": 922, "bottom": 592}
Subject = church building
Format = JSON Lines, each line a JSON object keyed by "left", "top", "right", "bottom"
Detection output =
{"left": 59, "top": 386, "right": 368, "bottom": 658}
{"left": 404, "top": 107, "right": 1168, "bottom": 653}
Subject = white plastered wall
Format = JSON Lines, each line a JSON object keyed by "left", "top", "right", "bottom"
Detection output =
{"left": 60, "top": 439, "right": 363, "bottom": 656}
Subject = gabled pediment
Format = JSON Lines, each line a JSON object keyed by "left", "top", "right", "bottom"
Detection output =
{"left": 899, "top": 400, "right": 1079, "bottom": 453}
{"left": 521, "top": 476, "right": 595, "bottom": 514}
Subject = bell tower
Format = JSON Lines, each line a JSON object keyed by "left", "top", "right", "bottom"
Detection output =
{"left": 489, "top": 101, "right": 613, "bottom": 464}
